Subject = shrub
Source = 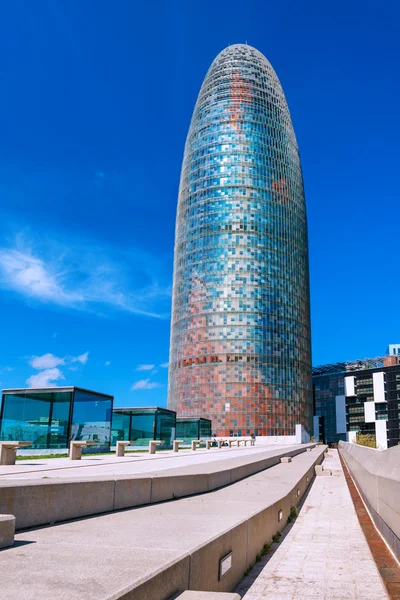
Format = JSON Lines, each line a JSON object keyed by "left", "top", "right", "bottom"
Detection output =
{"left": 355, "top": 432, "right": 376, "bottom": 448}
{"left": 287, "top": 505, "right": 298, "bottom": 523}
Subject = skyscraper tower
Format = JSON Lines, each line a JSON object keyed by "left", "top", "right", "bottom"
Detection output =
{"left": 168, "top": 44, "right": 312, "bottom": 437}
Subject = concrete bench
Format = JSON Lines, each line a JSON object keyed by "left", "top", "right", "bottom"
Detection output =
{"left": 0, "top": 441, "right": 32, "bottom": 465}
{"left": 315, "top": 464, "right": 332, "bottom": 476}
{"left": 173, "top": 440, "right": 184, "bottom": 452}
{"left": 69, "top": 440, "right": 97, "bottom": 460}
{"left": 149, "top": 440, "right": 163, "bottom": 454}
{"left": 0, "top": 514, "right": 15, "bottom": 549}
{"left": 116, "top": 441, "right": 135, "bottom": 457}
{"left": 228, "top": 439, "right": 237, "bottom": 448}
{"left": 191, "top": 440, "right": 201, "bottom": 451}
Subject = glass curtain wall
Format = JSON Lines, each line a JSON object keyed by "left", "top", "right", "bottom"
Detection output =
{"left": 176, "top": 419, "right": 198, "bottom": 443}
{"left": 111, "top": 411, "right": 131, "bottom": 444}
{"left": 199, "top": 418, "right": 212, "bottom": 439}
{"left": 168, "top": 44, "right": 312, "bottom": 436}
{"left": 111, "top": 408, "right": 176, "bottom": 448}
{"left": 130, "top": 412, "right": 156, "bottom": 443}
{"left": 156, "top": 409, "right": 176, "bottom": 446}
{"left": 71, "top": 390, "right": 112, "bottom": 451}
{"left": 176, "top": 418, "right": 212, "bottom": 442}
{"left": 0, "top": 390, "right": 72, "bottom": 449}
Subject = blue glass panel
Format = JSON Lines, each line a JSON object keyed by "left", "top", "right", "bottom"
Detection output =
{"left": 71, "top": 391, "right": 112, "bottom": 452}
{"left": 0, "top": 391, "right": 72, "bottom": 449}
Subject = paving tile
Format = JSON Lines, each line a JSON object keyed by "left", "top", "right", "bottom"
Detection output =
{"left": 239, "top": 450, "right": 389, "bottom": 600}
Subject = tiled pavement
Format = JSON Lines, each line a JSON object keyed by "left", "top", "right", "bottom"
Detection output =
{"left": 236, "top": 450, "right": 389, "bottom": 600}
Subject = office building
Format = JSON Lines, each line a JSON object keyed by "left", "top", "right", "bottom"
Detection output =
{"left": 168, "top": 44, "right": 312, "bottom": 436}
{"left": 111, "top": 407, "right": 176, "bottom": 448}
{"left": 312, "top": 365, "right": 347, "bottom": 445}
{"left": 0, "top": 387, "right": 113, "bottom": 452}
{"left": 345, "top": 360, "right": 400, "bottom": 449}
{"left": 313, "top": 355, "right": 400, "bottom": 448}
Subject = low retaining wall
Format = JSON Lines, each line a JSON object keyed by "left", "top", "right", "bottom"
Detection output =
{"left": 0, "top": 445, "right": 315, "bottom": 530}
{"left": 0, "top": 446, "right": 326, "bottom": 600}
{"left": 339, "top": 441, "right": 400, "bottom": 561}
{"left": 101, "top": 447, "right": 326, "bottom": 599}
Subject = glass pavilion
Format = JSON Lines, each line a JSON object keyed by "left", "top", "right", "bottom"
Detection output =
{"left": 176, "top": 417, "right": 212, "bottom": 443}
{"left": 111, "top": 407, "right": 176, "bottom": 448}
{"left": 0, "top": 387, "right": 113, "bottom": 452}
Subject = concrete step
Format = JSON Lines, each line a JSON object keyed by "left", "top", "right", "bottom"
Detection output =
{"left": 0, "top": 446, "right": 325, "bottom": 600}
{"left": 0, "top": 444, "right": 319, "bottom": 530}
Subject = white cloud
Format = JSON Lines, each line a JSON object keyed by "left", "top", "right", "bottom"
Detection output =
{"left": 27, "top": 351, "right": 89, "bottom": 386}
{"left": 105, "top": 361, "right": 111, "bottom": 366}
{"left": 0, "top": 234, "right": 171, "bottom": 319}
{"left": 71, "top": 351, "right": 89, "bottom": 365}
{"left": 26, "top": 368, "right": 65, "bottom": 388}
{"left": 30, "top": 353, "right": 65, "bottom": 370}
{"left": 131, "top": 379, "right": 163, "bottom": 391}
{"left": 0, "top": 366, "right": 13, "bottom": 375}
{"left": 0, "top": 249, "right": 83, "bottom": 306}
{"left": 136, "top": 364, "right": 155, "bottom": 371}
{"left": 160, "top": 362, "right": 169, "bottom": 368}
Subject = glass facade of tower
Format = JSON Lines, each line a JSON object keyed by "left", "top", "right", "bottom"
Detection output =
{"left": 168, "top": 45, "right": 312, "bottom": 436}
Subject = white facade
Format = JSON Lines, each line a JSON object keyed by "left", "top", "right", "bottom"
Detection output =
{"left": 364, "top": 401, "right": 376, "bottom": 423}
{"left": 373, "top": 371, "right": 386, "bottom": 403}
{"left": 345, "top": 376, "right": 355, "bottom": 397}
{"left": 345, "top": 370, "right": 389, "bottom": 449}
{"left": 375, "top": 420, "right": 388, "bottom": 449}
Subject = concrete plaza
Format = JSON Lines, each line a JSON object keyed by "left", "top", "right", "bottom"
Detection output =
{"left": 0, "top": 443, "right": 297, "bottom": 481}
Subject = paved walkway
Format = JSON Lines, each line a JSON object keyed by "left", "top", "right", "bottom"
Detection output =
{"left": 0, "top": 443, "right": 294, "bottom": 480}
{"left": 237, "top": 450, "right": 389, "bottom": 600}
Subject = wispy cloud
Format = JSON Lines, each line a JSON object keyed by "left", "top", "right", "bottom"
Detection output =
{"left": 0, "top": 233, "right": 171, "bottom": 319}
{"left": 0, "top": 366, "right": 14, "bottom": 375}
{"left": 105, "top": 361, "right": 111, "bottom": 366}
{"left": 160, "top": 362, "right": 169, "bottom": 368}
{"left": 71, "top": 351, "right": 89, "bottom": 365}
{"left": 131, "top": 379, "right": 164, "bottom": 390}
{"left": 27, "top": 367, "right": 65, "bottom": 388}
{"left": 30, "top": 353, "right": 65, "bottom": 369}
{"left": 136, "top": 364, "right": 155, "bottom": 371}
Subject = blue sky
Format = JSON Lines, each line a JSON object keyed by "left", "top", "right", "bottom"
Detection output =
{"left": 0, "top": 0, "right": 399, "bottom": 407}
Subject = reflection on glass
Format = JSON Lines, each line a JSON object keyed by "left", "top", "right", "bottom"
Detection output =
{"left": 71, "top": 391, "right": 112, "bottom": 451}
{"left": 111, "top": 411, "right": 131, "bottom": 444}
{"left": 168, "top": 44, "right": 313, "bottom": 436}
{"left": 0, "top": 391, "right": 72, "bottom": 449}
{"left": 111, "top": 408, "right": 176, "bottom": 448}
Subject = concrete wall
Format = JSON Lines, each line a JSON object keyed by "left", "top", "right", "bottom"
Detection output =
{"left": 0, "top": 445, "right": 316, "bottom": 530}
{"left": 339, "top": 441, "right": 400, "bottom": 561}
{"left": 125, "top": 447, "right": 325, "bottom": 599}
